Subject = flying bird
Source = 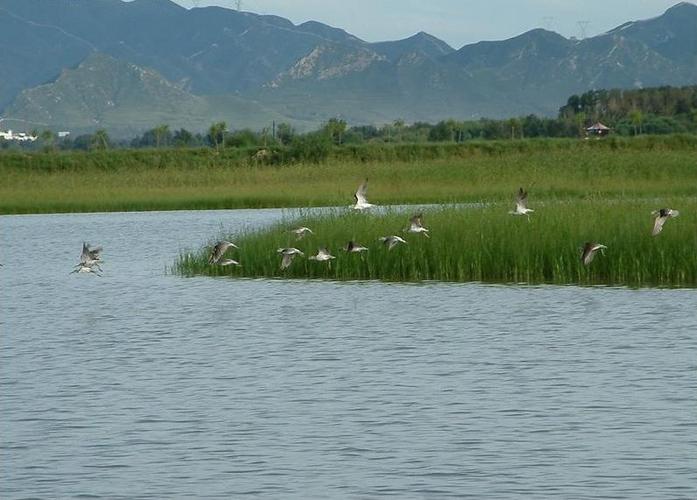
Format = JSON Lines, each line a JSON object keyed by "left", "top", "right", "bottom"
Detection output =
{"left": 219, "top": 258, "right": 240, "bottom": 266}
{"left": 406, "top": 213, "right": 430, "bottom": 237}
{"left": 291, "top": 226, "right": 314, "bottom": 240}
{"left": 344, "top": 240, "right": 368, "bottom": 253}
{"left": 308, "top": 247, "right": 336, "bottom": 267}
{"left": 80, "top": 242, "right": 103, "bottom": 265}
{"left": 352, "top": 178, "right": 375, "bottom": 210}
{"left": 277, "top": 247, "right": 304, "bottom": 269}
{"left": 74, "top": 242, "right": 103, "bottom": 272}
{"left": 651, "top": 208, "right": 679, "bottom": 236}
{"left": 209, "top": 240, "right": 238, "bottom": 264}
{"left": 70, "top": 264, "right": 102, "bottom": 277}
{"left": 509, "top": 187, "right": 534, "bottom": 218}
{"left": 580, "top": 242, "right": 607, "bottom": 266}
{"left": 379, "top": 235, "right": 407, "bottom": 250}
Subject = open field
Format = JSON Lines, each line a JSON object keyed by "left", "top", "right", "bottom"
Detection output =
{"left": 1, "top": 136, "right": 697, "bottom": 214}
{"left": 173, "top": 198, "right": 697, "bottom": 287}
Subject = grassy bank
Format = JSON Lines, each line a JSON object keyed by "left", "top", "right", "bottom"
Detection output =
{"left": 173, "top": 199, "right": 697, "bottom": 287}
{"left": 1, "top": 136, "right": 697, "bottom": 214}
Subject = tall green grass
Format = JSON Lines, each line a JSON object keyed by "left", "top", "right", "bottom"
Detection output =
{"left": 173, "top": 199, "right": 697, "bottom": 287}
{"left": 2, "top": 136, "right": 697, "bottom": 214}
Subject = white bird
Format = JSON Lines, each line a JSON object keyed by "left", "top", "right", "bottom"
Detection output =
{"left": 379, "top": 235, "right": 407, "bottom": 250}
{"left": 352, "top": 178, "right": 375, "bottom": 210}
{"left": 308, "top": 247, "right": 336, "bottom": 267}
{"left": 75, "top": 242, "right": 103, "bottom": 272}
{"left": 344, "top": 240, "right": 368, "bottom": 253}
{"left": 70, "top": 264, "right": 102, "bottom": 276}
{"left": 209, "top": 240, "right": 238, "bottom": 264}
{"left": 651, "top": 208, "right": 679, "bottom": 236}
{"left": 509, "top": 187, "right": 534, "bottom": 218}
{"left": 219, "top": 258, "right": 240, "bottom": 266}
{"left": 580, "top": 242, "right": 607, "bottom": 266}
{"left": 406, "top": 213, "right": 429, "bottom": 237}
{"left": 79, "top": 242, "right": 102, "bottom": 265}
{"left": 291, "top": 226, "right": 314, "bottom": 240}
{"left": 277, "top": 247, "right": 304, "bottom": 269}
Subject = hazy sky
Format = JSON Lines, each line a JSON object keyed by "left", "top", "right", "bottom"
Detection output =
{"left": 169, "top": 0, "right": 687, "bottom": 48}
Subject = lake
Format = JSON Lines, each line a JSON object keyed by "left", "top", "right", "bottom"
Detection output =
{"left": 2, "top": 209, "right": 696, "bottom": 499}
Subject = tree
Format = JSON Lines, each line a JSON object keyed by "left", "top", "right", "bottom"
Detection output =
{"left": 40, "top": 129, "right": 55, "bottom": 151}
{"left": 322, "top": 118, "right": 347, "bottom": 145}
{"left": 153, "top": 124, "right": 171, "bottom": 148}
{"left": 207, "top": 121, "right": 227, "bottom": 152}
{"left": 91, "top": 129, "right": 110, "bottom": 150}
{"left": 629, "top": 109, "right": 644, "bottom": 135}
{"left": 276, "top": 122, "right": 295, "bottom": 145}
{"left": 172, "top": 128, "right": 195, "bottom": 147}
{"left": 393, "top": 119, "right": 405, "bottom": 142}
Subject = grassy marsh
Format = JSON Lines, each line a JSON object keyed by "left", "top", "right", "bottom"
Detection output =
{"left": 173, "top": 199, "right": 697, "bottom": 287}
{"left": 2, "top": 137, "right": 697, "bottom": 214}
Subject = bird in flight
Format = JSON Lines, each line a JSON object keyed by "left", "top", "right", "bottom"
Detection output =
{"left": 352, "top": 178, "right": 375, "bottom": 210}
{"left": 509, "top": 187, "right": 534, "bottom": 218}
{"left": 277, "top": 247, "right": 304, "bottom": 269}
{"left": 344, "top": 240, "right": 368, "bottom": 253}
{"left": 219, "top": 258, "right": 240, "bottom": 266}
{"left": 291, "top": 226, "right": 314, "bottom": 240}
{"left": 73, "top": 242, "right": 103, "bottom": 274}
{"left": 651, "top": 208, "right": 679, "bottom": 236}
{"left": 209, "top": 240, "right": 238, "bottom": 264}
{"left": 580, "top": 242, "right": 607, "bottom": 266}
{"left": 379, "top": 235, "right": 407, "bottom": 250}
{"left": 308, "top": 247, "right": 336, "bottom": 268}
{"left": 406, "top": 213, "right": 429, "bottom": 237}
{"left": 71, "top": 264, "right": 102, "bottom": 276}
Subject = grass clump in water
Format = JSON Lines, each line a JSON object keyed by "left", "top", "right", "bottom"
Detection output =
{"left": 174, "top": 199, "right": 697, "bottom": 288}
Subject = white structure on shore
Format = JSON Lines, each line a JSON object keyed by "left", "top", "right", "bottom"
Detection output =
{"left": 0, "top": 129, "right": 38, "bottom": 142}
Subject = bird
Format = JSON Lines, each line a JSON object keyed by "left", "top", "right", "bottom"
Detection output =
{"left": 79, "top": 242, "right": 103, "bottom": 265}
{"left": 580, "top": 242, "right": 607, "bottom": 266}
{"left": 70, "top": 264, "right": 102, "bottom": 276}
{"left": 406, "top": 213, "right": 429, "bottom": 237}
{"left": 344, "top": 240, "right": 368, "bottom": 253}
{"left": 509, "top": 187, "right": 534, "bottom": 218}
{"left": 291, "top": 226, "right": 313, "bottom": 240}
{"left": 277, "top": 247, "right": 304, "bottom": 269}
{"left": 219, "top": 258, "right": 240, "bottom": 266}
{"left": 308, "top": 247, "right": 336, "bottom": 267}
{"left": 74, "top": 242, "right": 103, "bottom": 272}
{"left": 379, "top": 235, "right": 407, "bottom": 250}
{"left": 352, "top": 178, "right": 375, "bottom": 210}
{"left": 209, "top": 240, "right": 238, "bottom": 264}
{"left": 651, "top": 208, "right": 679, "bottom": 236}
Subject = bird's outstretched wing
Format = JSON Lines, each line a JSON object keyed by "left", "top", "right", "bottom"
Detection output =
{"left": 516, "top": 188, "right": 528, "bottom": 210}
{"left": 355, "top": 179, "right": 369, "bottom": 205}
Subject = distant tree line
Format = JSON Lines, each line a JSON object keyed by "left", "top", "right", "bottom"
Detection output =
{"left": 2, "top": 85, "right": 696, "bottom": 155}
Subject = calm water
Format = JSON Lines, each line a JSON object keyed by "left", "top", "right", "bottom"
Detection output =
{"left": 2, "top": 209, "right": 696, "bottom": 499}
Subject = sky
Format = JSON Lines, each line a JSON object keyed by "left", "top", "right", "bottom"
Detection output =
{"left": 170, "top": 0, "right": 688, "bottom": 48}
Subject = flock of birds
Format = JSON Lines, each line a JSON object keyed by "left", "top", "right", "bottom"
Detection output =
{"left": 202, "top": 180, "right": 681, "bottom": 272}
{"left": 64, "top": 180, "right": 680, "bottom": 276}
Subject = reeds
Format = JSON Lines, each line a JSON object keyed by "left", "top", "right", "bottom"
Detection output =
{"left": 2, "top": 137, "right": 697, "bottom": 214}
{"left": 173, "top": 199, "right": 697, "bottom": 288}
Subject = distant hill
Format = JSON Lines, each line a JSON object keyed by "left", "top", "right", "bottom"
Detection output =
{"left": 1, "top": 0, "right": 696, "bottom": 135}
{"left": 3, "top": 52, "right": 310, "bottom": 136}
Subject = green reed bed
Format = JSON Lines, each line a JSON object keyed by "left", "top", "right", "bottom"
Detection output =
{"left": 2, "top": 136, "right": 697, "bottom": 214}
{"left": 173, "top": 199, "right": 697, "bottom": 287}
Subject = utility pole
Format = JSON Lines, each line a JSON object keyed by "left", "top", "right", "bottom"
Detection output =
{"left": 577, "top": 21, "right": 591, "bottom": 39}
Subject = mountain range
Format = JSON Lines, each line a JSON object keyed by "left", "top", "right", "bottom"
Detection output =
{"left": 1, "top": 0, "right": 696, "bottom": 136}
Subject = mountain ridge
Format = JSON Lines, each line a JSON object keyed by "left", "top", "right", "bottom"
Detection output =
{"left": 1, "top": 0, "right": 696, "bottom": 135}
